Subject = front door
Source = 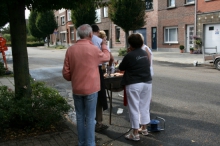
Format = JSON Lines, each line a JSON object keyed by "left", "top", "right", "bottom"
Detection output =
{"left": 186, "top": 25, "right": 194, "bottom": 52}
{"left": 204, "top": 24, "right": 220, "bottom": 53}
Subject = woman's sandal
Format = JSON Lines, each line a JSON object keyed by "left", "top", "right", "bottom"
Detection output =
{"left": 138, "top": 129, "right": 149, "bottom": 136}
{"left": 95, "top": 123, "right": 109, "bottom": 132}
{"left": 125, "top": 133, "right": 140, "bottom": 141}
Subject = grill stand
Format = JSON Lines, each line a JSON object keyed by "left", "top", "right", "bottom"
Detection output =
{"left": 104, "top": 76, "right": 123, "bottom": 125}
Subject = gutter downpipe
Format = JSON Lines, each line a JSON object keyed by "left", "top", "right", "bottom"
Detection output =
{"left": 195, "top": 0, "right": 204, "bottom": 61}
{"left": 194, "top": 0, "right": 197, "bottom": 42}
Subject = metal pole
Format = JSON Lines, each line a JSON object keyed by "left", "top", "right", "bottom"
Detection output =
{"left": 194, "top": 0, "right": 197, "bottom": 40}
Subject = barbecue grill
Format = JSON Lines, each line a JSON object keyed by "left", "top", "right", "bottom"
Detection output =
{"left": 104, "top": 76, "right": 123, "bottom": 125}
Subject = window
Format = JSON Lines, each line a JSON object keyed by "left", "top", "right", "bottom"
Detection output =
{"left": 145, "top": 0, "right": 153, "bottom": 10}
{"left": 56, "top": 16, "right": 59, "bottom": 26}
{"left": 168, "top": 0, "right": 175, "bottom": 7}
{"left": 67, "top": 10, "right": 71, "bottom": 21}
{"left": 115, "top": 26, "right": 120, "bottom": 42}
{"left": 95, "top": 9, "right": 101, "bottom": 23}
{"left": 60, "top": 33, "right": 66, "bottom": 42}
{"left": 209, "top": 26, "right": 214, "bottom": 31}
{"left": 60, "top": 16, "right": 65, "bottom": 25}
{"left": 164, "top": 27, "right": 178, "bottom": 43}
{"left": 76, "top": 31, "right": 80, "bottom": 40}
{"left": 186, "top": 0, "right": 195, "bottom": 4}
{"left": 103, "top": 7, "right": 108, "bottom": 18}
{"left": 70, "top": 27, "right": 74, "bottom": 40}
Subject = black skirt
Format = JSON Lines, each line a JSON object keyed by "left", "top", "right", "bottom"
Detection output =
{"left": 98, "top": 66, "right": 108, "bottom": 110}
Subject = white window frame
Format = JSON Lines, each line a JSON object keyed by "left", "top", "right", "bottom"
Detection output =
{"left": 164, "top": 27, "right": 178, "bottom": 43}
{"left": 70, "top": 27, "right": 74, "bottom": 41}
{"left": 60, "top": 32, "right": 66, "bottom": 42}
{"left": 67, "top": 10, "right": 71, "bottom": 21}
{"left": 186, "top": 0, "right": 195, "bottom": 4}
{"left": 76, "top": 31, "right": 80, "bottom": 40}
{"left": 60, "top": 16, "right": 65, "bottom": 25}
{"left": 168, "top": 0, "right": 175, "bottom": 7}
{"left": 95, "top": 8, "right": 101, "bottom": 23}
{"left": 103, "top": 7, "right": 108, "bottom": 18}
{"left": 115, "top": 26, "right": 120, "bottom": 42}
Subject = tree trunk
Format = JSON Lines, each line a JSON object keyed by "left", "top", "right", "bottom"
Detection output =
{"left": 47, "top": 35, "right": 49, "bottom": 47}
{"left": 8, "top": 0, "right": 31, "bottom": 98}
{"left": 125, "top": 31, "right": 129, "bottom": 48}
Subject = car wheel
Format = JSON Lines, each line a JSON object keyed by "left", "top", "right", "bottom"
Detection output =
{"left": 215, "top": 59, "right": 220, "bottom": 71}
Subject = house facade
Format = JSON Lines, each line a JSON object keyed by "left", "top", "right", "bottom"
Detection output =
{"left": 96, "top": 0, "right": 158, "bottom": 49}
{"left": 138, "top": 0, "right": 158, "bottom": 50}
{"left": 95, "top": 6, "right": 125, "bottom": 48}
{"left": 157, "top": 0, "right": 195, "bottom": 52}
{"left": 197, "top": 0, "right": 220, "bottom": 53}
{"left": 53, "top": 0, "right": 220, "bottom": 53}
{"left": 51, "top": 9, "right": 77, "bottom": 47}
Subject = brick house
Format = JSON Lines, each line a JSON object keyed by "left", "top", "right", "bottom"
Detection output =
{"left": 157, "top": 0, "right": 195, "bottom": 52}
{"left": 51, "top": 9, "right": 77, "bottom": 47}
{"left": 95, "top": 6, "right": 125, "bottom": 48}
{"left": 197, "top": 0, "right": 220, "bottom": 53}
{"left": 96, "top": 1, "right": 157, "bottom": 49}
{"left": 53, "top": 0, "right": 220, "bottom": 52}
{"left": 96, "top": 0, "right": 195, "bottom": 52}
{"left": 138, "top": 0, "right": 158, "bottom": 50}
{"left": 51, "top": 2, "right": 159, "bottom": 49}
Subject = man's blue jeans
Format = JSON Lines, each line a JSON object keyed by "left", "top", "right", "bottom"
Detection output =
{"left": 73, "top": 92, "right": 98, "bottom": 146}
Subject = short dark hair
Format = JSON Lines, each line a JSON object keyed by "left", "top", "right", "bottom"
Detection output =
{"left": 128, "top": 34, "right": 143, "bottom": 49}
{"left": 91, "top": 24, "right": 100, "bottom": 32}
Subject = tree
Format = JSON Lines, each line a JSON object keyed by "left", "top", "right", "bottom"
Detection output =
{"left": 0, "top": 3, "right": 9, "bottom": 27}
{"left": 71, "top": 1, "right": 97, "bottom": 28}
{"left": 36, "top": 10, "right": 57, "bottom": 47}
{"left": 0, "top": 0, "right": 103, "bottom": 99}
{"left": 28, "top": 10, "right": 46, "bottom": 41}
{"left": 0, "top": 25, "right": 10, "bottom": 34}
{"left": 109, "top": 0, "right": 146, "bottom": 47}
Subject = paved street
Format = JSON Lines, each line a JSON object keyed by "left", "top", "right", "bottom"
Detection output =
{"left": 1, "top": 47, "right": 220, "bottom": 146}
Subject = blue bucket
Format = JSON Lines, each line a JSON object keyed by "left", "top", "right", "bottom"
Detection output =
{"left": 148, "top": 117, "right": 165, "bottom": 132}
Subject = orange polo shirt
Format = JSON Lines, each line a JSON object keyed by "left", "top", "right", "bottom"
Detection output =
{"left": 62, "top": 39, "right": 110, "bottom": 95}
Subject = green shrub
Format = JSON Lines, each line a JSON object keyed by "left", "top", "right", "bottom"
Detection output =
{"left": 118, "top": 48, "right": 127, "bottom": 56}
{"left": 0, "top": 80, "right": 71, "bottom": 134}
{"left": 27, "top": 42, "right": 44, "bottom": 47}
{"left": 6, "top": 42, "right": 44, "bottom": 47}
{"left": 3, "top": 34, "right": 11, "bottom": 42}
{"left": 27, "top": 35, "right": 38, "bottom": 42}
{"left": 0, "top": 62, "right": 5, "bottom": 76}
{"left": 55, "top": 45, "right": 66, "bottom": 49}
{"left": 179, "top": 45, "right": 185, "bottom": 50}
{"left": 6, "top": 41, "right": 11, "bottom": 47}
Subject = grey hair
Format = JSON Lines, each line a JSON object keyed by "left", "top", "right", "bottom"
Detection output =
{"left": 136, "top": 33, "right": 144, "bottom": 42}
{"left": 77, "top": 24, "right": 92, "bottom": 39}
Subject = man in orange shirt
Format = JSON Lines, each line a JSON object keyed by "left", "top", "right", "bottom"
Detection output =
{"left": 62, "top": 24, "right": 110, "bottom": 146}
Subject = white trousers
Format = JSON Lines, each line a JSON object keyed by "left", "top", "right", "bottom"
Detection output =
{"left": 126, "top": 82, "right": 152, "bottom": 129}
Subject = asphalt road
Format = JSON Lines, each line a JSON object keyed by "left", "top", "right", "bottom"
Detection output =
{"left": 23, "top": 47, "right": 220, "bottom": 146}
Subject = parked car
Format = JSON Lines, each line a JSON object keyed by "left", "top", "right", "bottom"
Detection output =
{"left": 214, "top": 56, "right": 220, "bottom": 70}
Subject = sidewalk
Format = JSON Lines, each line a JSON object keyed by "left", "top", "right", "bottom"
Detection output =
{"left": 0, "top": 49, "right": 207, "bottom": 146}
{"left": 111, "top": 48, "right": 206, "bottom": 65}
